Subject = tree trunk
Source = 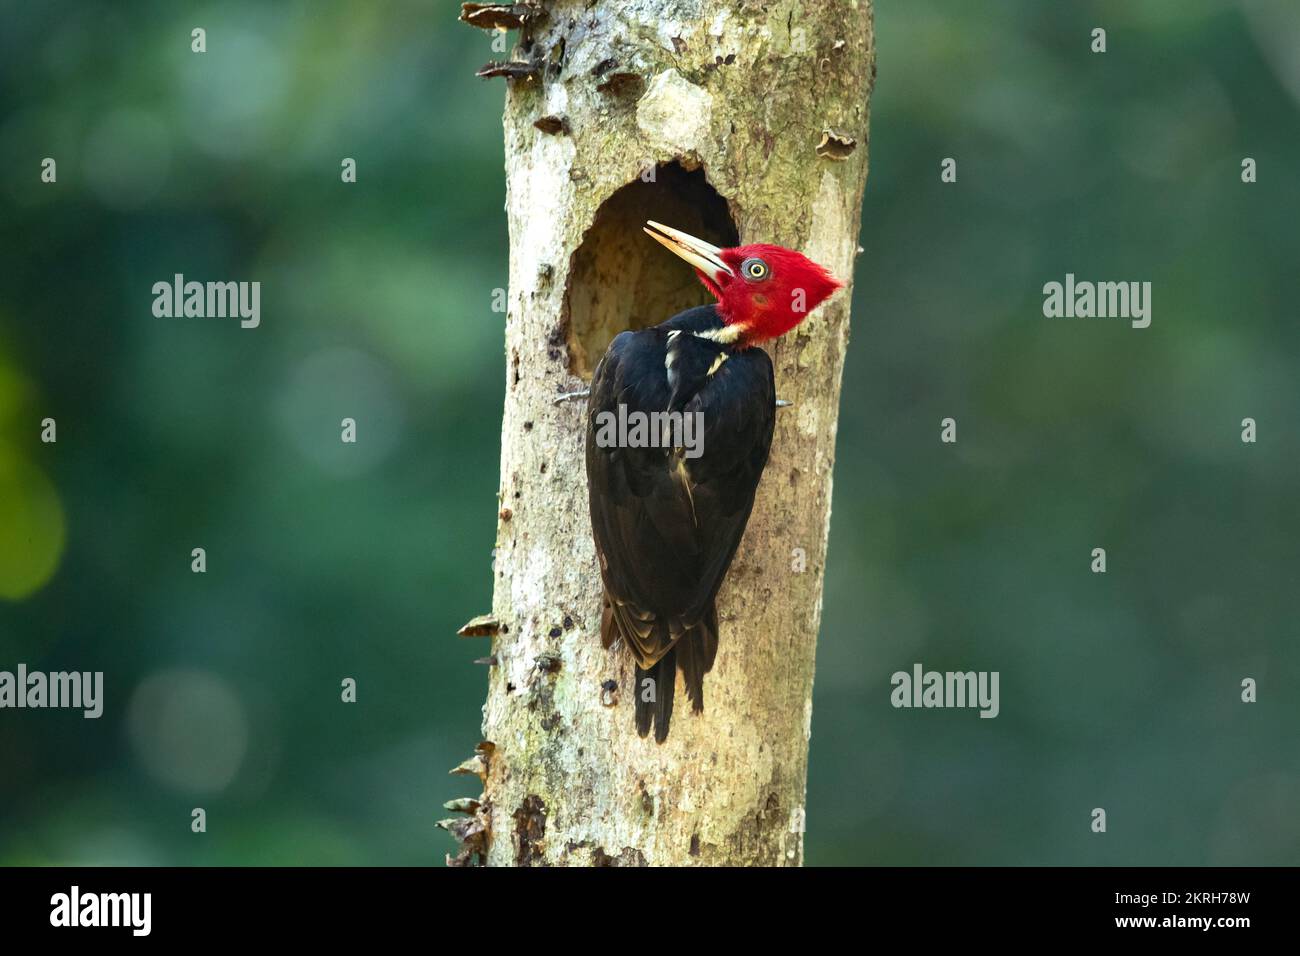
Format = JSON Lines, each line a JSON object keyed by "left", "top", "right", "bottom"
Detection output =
{"left": 450, "top": 0, "right": 874, "bottom": 867}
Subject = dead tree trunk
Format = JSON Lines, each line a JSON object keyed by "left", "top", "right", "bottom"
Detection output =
{"left": 449, "top": 0, "right": 874, "bottom": 866}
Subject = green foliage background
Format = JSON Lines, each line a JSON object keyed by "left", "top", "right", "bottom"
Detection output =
{"left": 1, "top": 1, "right": 1297, "bottom": 865}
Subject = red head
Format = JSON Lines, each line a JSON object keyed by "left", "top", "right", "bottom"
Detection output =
{"left": 644, "top": 221, "right": 842, "bottom": 345}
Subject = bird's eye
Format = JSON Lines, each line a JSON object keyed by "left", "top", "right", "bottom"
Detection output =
{"left": 741, "top": 257, "right": 769, "bottom": 281}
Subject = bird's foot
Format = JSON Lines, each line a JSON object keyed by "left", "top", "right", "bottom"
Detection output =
{"left": 552, "top": 388, "right": 592, "bottom": 405}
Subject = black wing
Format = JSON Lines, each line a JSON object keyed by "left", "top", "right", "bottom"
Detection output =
{"left": 585, "top": 321, "right": 775, "bottom": 738}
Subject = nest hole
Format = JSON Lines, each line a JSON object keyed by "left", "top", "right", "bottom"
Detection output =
{"left": 563, "top": 163, "right": 738, "bottom": 380}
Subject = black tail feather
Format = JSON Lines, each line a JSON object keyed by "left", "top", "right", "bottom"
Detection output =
{"left": 677, "top": 630, "right": 705, "bottom": 715}
{"left": 634, "top": 647, "right": 676, "bottom": 743}
{"left": 633, "top": 607, "right": 719, "bottom": 741}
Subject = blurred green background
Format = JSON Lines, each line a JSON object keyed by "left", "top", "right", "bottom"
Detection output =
{"left": 1, "top": 0, "right": 1297, "bottom": 866}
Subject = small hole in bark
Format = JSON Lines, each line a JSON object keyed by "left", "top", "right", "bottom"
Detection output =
{"left": 534, "top": 114, "right": 568, "bottom": 135}
{"left": 815, "top": 128, "right": 857, "bottom": 161}
{"left": 600, "top": 679, "right": 618, "bottom": 706}
{"left": 596, "top": 72, "right": 644, "bottom": 96}
{"left": 562, "top": 163, "right": 739, "bottom": 380}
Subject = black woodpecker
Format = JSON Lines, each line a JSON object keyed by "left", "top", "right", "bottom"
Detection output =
{"left": 585, "top": 220, "right": 841, "bottom": 741}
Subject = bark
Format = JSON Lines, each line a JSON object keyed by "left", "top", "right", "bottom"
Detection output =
{"left": 449, "top": 0, "right": 874, "bottom": 867}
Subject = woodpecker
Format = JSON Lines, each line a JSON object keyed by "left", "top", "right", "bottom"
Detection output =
{"left": 585, "top": 221, "right": 842, "bottom": 742}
